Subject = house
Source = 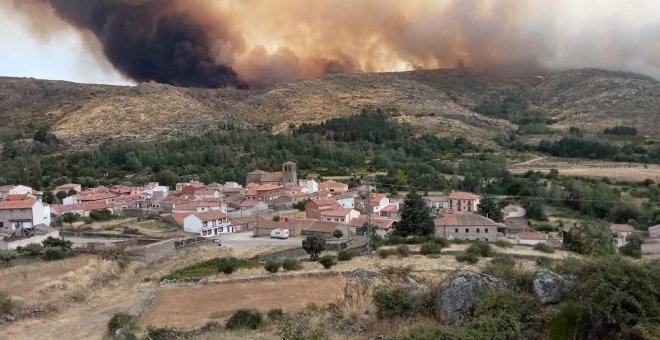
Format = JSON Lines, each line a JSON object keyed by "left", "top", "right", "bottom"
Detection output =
{"left": 302, "top": 221, "right": 350, "bottom": 240}
{"left": 367, "top": 194, "right": 389, "bottom": 214}
{"left": 349, "top": 214, "right": 395, "bottom": 237}
{"left": 66, "top": 191, "right": 118, "bottom": 206}
{"left": 448, "top": 191, "right": 480, "bottom": 213}
{"left": 179, "top": 183, "right": 207, "bottom": 196}
{"left": 0, "top": 199, "right": 51, "bottom": 234}
{"left": 516, "top": 231, "right": 548, "bottom": 245}
{"left": 503, "top": 217, "right": 529, "bottom": 233}
{"left": 53, "top": 183, "right": 82, "bottom": 196}
{"left": 229, "top": 216, "right": 259, "bottom": 232}
{"left": 193, "top": 189, "right": 222, "bottom": 200}
{"left": 380, "top": 204, "right": 400, "bottom": 220}
{"left": 434, "top": 213, "right": 503, "bottom": 242}
{"left": 356, "top": 183, "right": 377, "bottom": 195}
{"left": 305, "top": 199, "right": 341, "bottom": 220}
{"left": 649, "top": 224, "right": 660, "bottom": 238}
{"left": 503, "top": 205, "right": 526, "bottom": 219}
{"left": 298, "top": 178, "right": 318, "bottom": 193}
{"left": 171, "top": 212, "right": 193, "bottom": 227}
{"left": 81, "top": 201, "right": 115, "bottom": 216}
{"left": 0, "top": 185, "right": 34, "bottom": 199}
{"left": 287, "top": 192, "right": 310, "bottom": 203}
{"left": 50, "top": 203, "right": 85, "bottom": 217}
{"left": 641, "top": 238, "right": 660, "bottom": 254}
{"left": 246, "top": 162, "right": 297, "bottom": 185}
{"left": 318, "top": 180, "right": 349, "bottom": 193}
{"left": 425, "top": 196, "right": 449, "bottom": 215}
{"left": 320, "top": 208, "right": 360, "bottom": 224}
{"left": 195, "top": 200, "right": 227, "bottom": 213}
{"left": 142, "top": 182, "right": 169, "bottom": 198}
{"left": 334, "top": 194, "right": 355, "bottom": 209}
{"left": 245, "top": 184, "right": 285, "bottom": 203}
{"left": 610, "top": 224, "right": 636, "bottom": 247}
{"left": 176, "top": 181, "right": 205, "bottom": 192}
{"left": 183, "top": 211, "right": 232, "bottom": 237}
{"left": 227, "top": 201, "right": 268, "bottom": 218}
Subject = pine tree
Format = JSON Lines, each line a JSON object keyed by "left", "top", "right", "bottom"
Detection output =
{"left": 477, "top": 195, "right": 503, "bottom": 222}
{"left": 394, "top": 190, "right": 434, "bottom": 237}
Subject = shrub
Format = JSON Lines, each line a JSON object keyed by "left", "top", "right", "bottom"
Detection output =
{"left": 42, "top": 236, "right": 72, "bottom": 250}
{"left": 466, "top": 241, "right": 492, "bottom": 257}
{"left": 0, "top": 291, "right": 16, "bottom": 314}
{"left": 318, "top": 255, "right": 337, "bottom": 269}
{"left": 535, "top": 257, "right": 553, "bottom": 267}
{"left": 373, "top": 287, "right": 412, "bottom": 318}
{"left": 226, "top": 309, "right": 263, "bottom": 330}
{"left": 161, "top": 257, "right": 258, "bottom": 281}
{"left": 493, "top": 240, "right": 512, "bottom": 248}
{"left": 377, "top": 248, "right": 395, "bottom": 259}
{"left": 549, "top": 302, "right": 583, "bottom": 340}
{"left": 0, "top": 249, "right": 18, "bottom": 266}
{"left": 337, "top": 250, "right": 358, "bottom": 261}
{"left": 41, "top": 246, "right": 68, "bottom": 261}
{"left": 396, "top": 244, "right": 411, "bottom": 257}
{"left": 107, "top": 313, "right": 136, "bottom": 335}
{"left": 17, "top": 243, "right": 44, "bottom": 257}
{"left": 455, "top": 253, "right": 479, "bottom": 264}
{"left": 89, "top": 208, "right": 113, "bottom": 221}
{"left": 482, "top": 256, "right": 534, "bottom": 292}
{"left": 82, "top": 217, "right": 94, "bottom": 224}
{"left": 533, "top": 243, "right": 555, "bottom": 254}
{"left": 391, "top": 321, "right": 455, "bottom": 340}
{"left": 146, "top": 326, "right": 186, "bottom": 339}
{"left": 220, "top": 261, "right": 236, "bottom": 275}
{"left": 276, "top": 312, "right": 324, "bottom": 340}
{"left": 381, "top": 265, "right": 414, "bottom": 278}
{"left": 431, "top": 237, "right": 450, "bottom": 247}
{"left": 386, "top": 235, "right": 406, "bottom": 245}
{"left": 267, "top": 308, "right": 285, "bottom": 322}
{"left": 419, "top": 242, "right": 441, "bottom": 255}
{"left": 264, "top": 260, "right": 281, "bottom": 273}
{"left": 282, "top": 258, "right": 303, "bottom": 271}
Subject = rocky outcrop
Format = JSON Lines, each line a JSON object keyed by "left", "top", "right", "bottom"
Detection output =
{"left": 435, "top": 270, "right": 504, "bottom": 325}
{"left": 533, "top": 269, "right": 565, "bottom": 304}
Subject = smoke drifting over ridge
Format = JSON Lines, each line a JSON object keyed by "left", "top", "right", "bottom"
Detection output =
{"left": 11, "top": 0, "right": 660, "bottom": 88}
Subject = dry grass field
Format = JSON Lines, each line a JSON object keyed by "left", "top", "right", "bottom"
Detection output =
{"left": 508, "top": 156, "right": 660, "bottom": 182}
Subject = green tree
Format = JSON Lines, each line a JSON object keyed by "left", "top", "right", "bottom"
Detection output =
{"left": 302, "top": 235, "right": 326, "bottom": 260}
{"left": 56, "top": 191, "right": 68, "bottom": 200}
{"left": 619, "top": 233, "right": 643, "bottom": 258}
{"left": 62, "top": 212, "right": 79, "bottom": 226}
{"left": 563, "top": 222, "right": 616, "bottom": 255}
{"left": 18, "top": 243, "right": 44, "bottom": 257}
{"left": 0, "top": 250, "right": 18, "bottom": 267}
{"left": 332, "top": 229, "right": 343, "bottom": 240}
{"left": 42, "top": 190, "right": 55, "bottom": 204}
{"left": 394, "top": 169, "right": 408, "bottom": 189}
{"left": 477, "top": 195, "right": 503, "bottom": 222}
{"left": 523, "top": 199, "right": 546, "bottom": 220}
{"left": 67, "top": 188, "right": 78, "bottom": 196}
{"left": 89, "top": 208, "right": 113, "bottom": 221}
{"left": 394, "top": 190, "right": 434, "bottom": 237}
{"left": 42, "top": 236, "right": 73, "bottom": 251}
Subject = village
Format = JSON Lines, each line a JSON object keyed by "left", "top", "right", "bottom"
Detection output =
{"left": 2, "top": 161, "right": 658, "bottom": 255}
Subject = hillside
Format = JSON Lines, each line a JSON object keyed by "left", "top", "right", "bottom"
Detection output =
{"left": 1, "top": 68, "right": 658, "bottom": 148}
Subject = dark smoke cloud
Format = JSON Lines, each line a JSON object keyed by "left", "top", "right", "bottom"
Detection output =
{"left": 12, "top": 0, "right": 660, "bottom": 87}
{"left": 41, "top": 0, "right": 242, "bottom": 88}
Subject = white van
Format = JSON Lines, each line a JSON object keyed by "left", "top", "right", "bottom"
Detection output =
{"left": 270, "top": 228, "right": 290, "bottom": 239}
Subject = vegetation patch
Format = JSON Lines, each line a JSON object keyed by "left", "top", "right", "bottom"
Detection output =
{"left": 161, "top": 257, "right": 259, "bottom": 281}
{"left": 226, "top": 309, "right": 263, "bottom": 330}
{"left": 282, "top": 258, "right": 303, "bottom": 271}
{"left": 318, "top": 255, "right": 337, "bottom": 269}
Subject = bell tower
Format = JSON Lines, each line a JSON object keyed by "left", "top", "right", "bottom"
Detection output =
{"left": 282, "top": 161, "right": 297, "bottom": 184}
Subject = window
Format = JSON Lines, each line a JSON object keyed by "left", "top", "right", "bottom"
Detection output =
{"left": 485, "top": 228, "right": 489, "bottom": 233}
{"left": 455, "top": 228, "right": 459, "bottom": 233}
{"left": 465, "top": 228, "right": 469, "bottom": 233}
{"left": 476, "top": 228, "right": 480, "bottom": 233}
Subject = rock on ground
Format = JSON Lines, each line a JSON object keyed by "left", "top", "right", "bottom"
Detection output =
{"left": 436, "top": 269, "right": 504, "bottom": 325}
{"left": 533, "top": 269, "right": 565, "bottom": 304}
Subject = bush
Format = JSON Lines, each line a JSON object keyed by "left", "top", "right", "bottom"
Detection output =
{"left": 386, "top": 235, "right": 406, "bottom": 245}
{"left": 535, "top": 257, "right": 553, "bottom": 267}
{"left": 146, "top": 326, "right": 186, "bottom": 339}
{"left": 466, "top": 241, "right": 492, "bottom": 257}
{"left": 431, "top": 237, "right": 450, "bottom": 247}
{"left": 226, "top": 309, "right": 263, "bottom": 330}
{"left": 391, "top": 322, "right": 454, "bottom": 340}
{"left": 482, "top": 256, "right": 534, "bottom": 292}
{"left": 493, "top": 240, "right": 512, "bottom": 248}
{"left": 17, "top": 243, "right": 44, "bottom": 257}
{"left": 373, "top": 287, "right": 412, "bottom": 318}
{"left": 318, "top": 255, "right": 336, "bottom": 269}
{"left": 107, "top": 313, "right": 136, "bottom": 335}
{"left": 161, "top": 257, "right": 258, "bottom": 281}
{"left": 220, "top": 261, "right": 236, "bottom": 275}
{"left": 282, "top": 258, "right": 303, "bottom": 271}
{"left": 381, "top": 265, "right": 414, "bottom": 278}
{"left": 89, "top": 208, "right": 113, "bottom": 221}
{"left": 377, "top": 248, "right": 395, "bottom": 259}
{"left": 82, "top": 217, "right": 94, "bottom": 224}
{"left": 267, "top": 308, "right": 285, "bottom": 322}
{"left": 396, "top": 245, "right": 411, "bottom": 257}
{"left": 41, "top": 246, "right": 69, "bottom": 261}
{"left": 0, "top": 291, "right": 16, "bottom": 314}
{"left": 419, "top": 242, "right": 441, "bottom": 255}
{"left": 455, "top": 253, "right": 479, "bottom": 264}
{"left": 42, "top": 236, "right": 72, "bottom": 250}
{"left": 276, "top": 312, "right": 324, "bottom": 340}
{"left": 337, "top": 250, "right": 358, "bottom": 261}
{"left": 533, "top": 243, "right": 555, "bottom": 254}
{"left": 264, "top": 260, "right": 281, "bottom": 273}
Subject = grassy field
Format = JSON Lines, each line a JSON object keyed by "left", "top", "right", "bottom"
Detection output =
{"left": 508, "top": 156, "right": 660, "bottom": 182}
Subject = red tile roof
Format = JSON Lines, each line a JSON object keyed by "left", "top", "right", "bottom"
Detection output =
{"left": 192, "top": 210, "right": 228, "bottom": 222}
{"left": 649, "top": 224, "right": 660, "bottom": 232}
{"left": 381, "top": 204, "right": 398, "bottom": 213}
{"left": 321, "top": 208, "right": 352, "bottom": 217}
{"left": 448, "top": 191, "right": 480, "bottom": 200}
{"left": 434, "top": 213, "right": 502, "bottom": 227}
{"left": 3, "top": 194, "right": 34, "bottom": 201}
{"left": 172, "top": 212, "right": 193, "bottom": 227}
{"left": 287, "top": 192, "right": 309, "bottom": 198}
{"left": 82, "top": 201, "right": 113, "bottom": 211}
{"left": 0, "top": 200, "right": 36, "bottom": 209}
{"left": 349, "top": 214, "right": 394, "bottom": 230}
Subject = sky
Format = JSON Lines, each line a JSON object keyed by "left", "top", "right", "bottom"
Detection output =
{"left": 1, "top": 0, "right": 659, "bottom": 86}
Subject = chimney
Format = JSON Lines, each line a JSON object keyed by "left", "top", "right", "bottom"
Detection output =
{"left": 284, "top": 217, "right": 289, "bottom": 222}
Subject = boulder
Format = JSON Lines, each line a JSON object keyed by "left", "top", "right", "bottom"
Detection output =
{"left": 435, "top": 270, "right": 504, "bottom": 325}
{"left": 347, "top": 269, "right": 381, "bottom": 281}
{"left": 533, "top": 269, "right": 565, "bottom": 304}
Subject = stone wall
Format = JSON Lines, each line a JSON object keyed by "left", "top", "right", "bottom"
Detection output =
{"left": 257, "top": 246, "right": 308, "bottom": 261}
{"left": 128, "top": 239, "right": 176, "bottom": 262}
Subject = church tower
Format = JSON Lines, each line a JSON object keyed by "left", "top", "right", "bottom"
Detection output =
{"left": 282, "top": 161, "right": 297, "bottom": 184}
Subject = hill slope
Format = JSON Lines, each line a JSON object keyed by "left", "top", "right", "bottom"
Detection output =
{"left": 1, "top": 68, "right": 658, "bottom": 148}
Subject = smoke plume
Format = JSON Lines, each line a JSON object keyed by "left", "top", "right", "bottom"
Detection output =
{"left": 10, "top": 0, "right": 660, "bottom": 88}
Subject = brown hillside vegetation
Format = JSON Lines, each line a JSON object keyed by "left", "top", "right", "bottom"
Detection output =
{"left": 1, "top": 68, "right": 658, "bottom": 147}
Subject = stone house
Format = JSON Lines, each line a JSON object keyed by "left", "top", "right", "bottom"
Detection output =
{"left": 434, "top": 213, "right": 502, "bottom": 242}
{"left": 448, "top": 191, "right": 480, "bottom": 213}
